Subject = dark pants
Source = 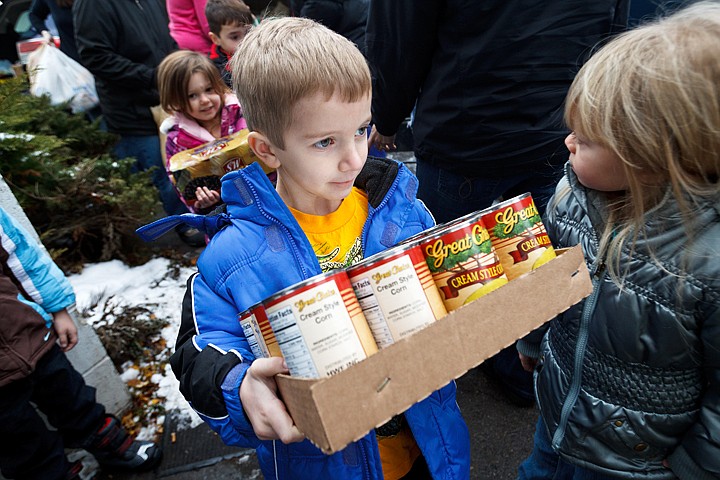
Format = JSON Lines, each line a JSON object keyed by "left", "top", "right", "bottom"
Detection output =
{"left": 415, "top": 158, "right": 563, "bottom": 403}
{"left": 0, "top": 345, "right": 105, "bottom": 480}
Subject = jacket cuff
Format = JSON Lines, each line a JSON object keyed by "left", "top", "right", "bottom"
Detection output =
{"left": 668, "top": 445, "right": 716, "bottom": 480}
{"left": 516, "top": 338, "right": 541, "bottom": 359}
{"left": 221, "top": 362, "right": 255, "bottom": 434}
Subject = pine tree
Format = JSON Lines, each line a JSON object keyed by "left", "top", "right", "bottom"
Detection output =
{"left": 0, "top": 76, "right": 161, "bottom": 272}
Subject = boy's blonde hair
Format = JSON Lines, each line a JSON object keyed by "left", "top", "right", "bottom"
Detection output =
{"left": 230, "top": 17, "right": 371, "bottom": 149}
{"left": 564, "top": 1, "right": 720, "bottom": 279}
{"left": 158, "top": 50, "right": 229, "bottom": 115}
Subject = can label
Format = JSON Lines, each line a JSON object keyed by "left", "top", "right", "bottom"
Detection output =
{"left": 239, "top": 308, "right": 270, "bottom": 359}
{"left": 348, "top": 243, "right": 447, "bottom": 349}
{"left": 251, "top": 303, "right": 282, "bottom": 358}
{"left": 480, "top": 193, "right": 555, "bottom": 281}
{"left": 264, "top": 271, "right": 378, "bottom": 378}
{"left": 419, "top": 216, "right": 508, "bottom": 311}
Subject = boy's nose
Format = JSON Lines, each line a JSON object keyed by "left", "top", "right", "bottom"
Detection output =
{"left": 341, "top": 144, "right": 365, "bottom": 172}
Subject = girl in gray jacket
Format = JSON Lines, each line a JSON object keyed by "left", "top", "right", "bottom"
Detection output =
{"left": 517, "top": 3, "right": 720, "bottom": 479}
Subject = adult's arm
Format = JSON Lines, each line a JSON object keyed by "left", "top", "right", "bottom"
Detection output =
{"left": 291, "top": 0, "right": 343, "bottom": 30}
{"left": 366, "top": 0, "right": 442, "bottom": 137}
{"left": 28, "top": 0, "right": 50, "bottom": 36}
{"left": 73, "top": 0, "right": 162, "bottom": 104}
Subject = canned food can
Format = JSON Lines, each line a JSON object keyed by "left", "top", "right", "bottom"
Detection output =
{"left": 480, "top": 193, "right": 556, "bottom": 281}
{"left": 238, "top": 304, "right": 282, "bottom": 359}
{"left": 347, "top": 242, "right": 447, "bottom": 349}
{"left": 418, "top": 215, "right": 508, "bottom": 311}
{"left": 263, "top": 270, "right": 378, "bottom": 378}
{"left": 239, "top": 307, "right": 270, "bottom": 359}
{"left": 251, "top": 303, "right": 282, "bottom": 358}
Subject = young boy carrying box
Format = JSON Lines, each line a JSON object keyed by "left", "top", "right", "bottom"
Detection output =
{"left": 165, "top": 17, "right": 470, "bottom": 479}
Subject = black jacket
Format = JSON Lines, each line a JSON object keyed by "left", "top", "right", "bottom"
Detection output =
{"left": 291, "top": 0, "right": 368, "bottom": 52}
{"left": 73, "top": 0, "right": 177, "bottom": 135}
{"left": 366, "top": 0, "right": 629, "bottom": 176}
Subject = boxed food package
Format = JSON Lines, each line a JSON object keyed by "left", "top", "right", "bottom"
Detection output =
{"left": 168, "top": 130, "right": 274, "bottom": 210}
{"left": 276, "top": 245, "right": 592, "bottom": 454}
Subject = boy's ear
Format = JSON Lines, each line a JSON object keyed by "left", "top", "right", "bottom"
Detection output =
{"left": 248, "top": 131, "right": 281, "bottom": 169}
{"left": 209, "top": 32, "right": 222, "bottom": 46}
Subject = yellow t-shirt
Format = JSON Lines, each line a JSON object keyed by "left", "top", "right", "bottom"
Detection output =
{"left": 290, "top": 186, "right": 421, "bottom": 479}
{"left": 290, "top": 187, "right": 368, "bottom": 272}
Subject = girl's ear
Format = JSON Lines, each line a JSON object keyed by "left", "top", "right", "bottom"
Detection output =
{"left": 248, "top": 131, "right": 280, "bottom": 169}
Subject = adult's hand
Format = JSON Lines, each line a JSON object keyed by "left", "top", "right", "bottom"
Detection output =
{"left": 368, "top": 125, "right": 396, "bottom": 152}
{"left": 239, "top": 357, "right": 305, "bottom": 444}
{"left": 41, "top": 30, "right": 55, "bottom": 46}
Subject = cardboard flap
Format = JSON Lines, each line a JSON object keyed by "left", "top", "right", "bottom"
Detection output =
{"left": 276, "top": 244, "right": 591, "bottom": 453}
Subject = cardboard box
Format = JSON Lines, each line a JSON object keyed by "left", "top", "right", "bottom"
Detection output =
{"left": 276, "top": 245, "right": 592, "bottom": 454}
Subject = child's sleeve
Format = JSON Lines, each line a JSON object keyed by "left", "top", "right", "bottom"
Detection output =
{"left": 169, "top": 273, "right": 261, "bottom": 448}
{"left": 0, "top": 208, "right": 75, "bottom": 314}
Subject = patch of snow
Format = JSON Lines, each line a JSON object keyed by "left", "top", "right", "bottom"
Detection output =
{"left": 68, "top": 258, "right": 203, "bottom": 434}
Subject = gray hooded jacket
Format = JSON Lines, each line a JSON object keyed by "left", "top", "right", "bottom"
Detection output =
{"left": 518, "top": 165, "right": 720, "bottom": 479}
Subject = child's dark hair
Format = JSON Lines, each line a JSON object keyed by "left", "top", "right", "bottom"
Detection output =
{"left": 158, "top": 50, "right": 229, "bottom": 115}
{"left": 205, "top": 0, "right": 253, "bottom": 36}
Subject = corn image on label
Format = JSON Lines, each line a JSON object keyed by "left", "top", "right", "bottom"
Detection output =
{"left": 418, "top": 217, "right": 508, "bottom": 311}
{"left": 480, "top": 193, "right": 555, "bottom": 281}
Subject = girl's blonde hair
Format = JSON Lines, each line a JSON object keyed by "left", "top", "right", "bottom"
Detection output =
{"left": 158, "top": 50, "right": 229, "bottom": 116}
{"left": 230, "top": 17, "right": 371, "bottom": 149}
{"left": 564, "top": 1, "right": 720, "bottom": 279}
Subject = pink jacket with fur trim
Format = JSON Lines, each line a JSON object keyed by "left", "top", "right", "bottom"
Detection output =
{"left": 162, "top": 93, "right": 247, "bottom": 161}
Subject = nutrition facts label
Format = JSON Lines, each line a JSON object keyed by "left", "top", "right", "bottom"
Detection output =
{"left": 352, "top": 277, "right": 394, "bottom": 348}
{"left": 265, "top": 279, "right": 368, "bottom": 378}
{"left": 350, "top": 255, "right": 436, "bottom": 348}
{"left": 240, "top": 318, "right": 266, "bottom": 359}
{"left": 266, "top": 305, "right": 319, "bottom": 378}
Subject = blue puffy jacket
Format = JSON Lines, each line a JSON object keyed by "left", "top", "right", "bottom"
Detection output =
{"left": 165, "top": 158, "right": 471, "bottom": 479}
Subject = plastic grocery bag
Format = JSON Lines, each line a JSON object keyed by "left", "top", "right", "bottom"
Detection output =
{"left": 27, "top": 43, "right": 99, "bottom": 113}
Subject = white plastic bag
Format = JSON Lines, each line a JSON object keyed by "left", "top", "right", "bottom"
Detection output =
{"left": 27, "top": 44, "right": 99, "bottom": 114}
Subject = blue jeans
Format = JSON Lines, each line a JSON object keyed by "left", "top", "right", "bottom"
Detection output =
{"left": 416, "top": 159, "right": 563, "bottom": 401}
{"left": 114, "top": 135, "right": 188, "bottom": 217}
{"left": 518, "top": 417, "right": 619, "bottom": 480}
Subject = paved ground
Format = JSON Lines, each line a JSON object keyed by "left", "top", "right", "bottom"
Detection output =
{"left": 92, "top": 363, "right": 537, "bottom": 480}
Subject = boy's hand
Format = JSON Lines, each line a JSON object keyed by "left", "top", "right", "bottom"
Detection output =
{"left": 239, "top": 357, "right": 304, "bottom": 444}
{"left": 53, "top": 309, "right": 78, "bottom": 352}
{"left": 368, "top": 125, "right": 396, "bottom": 152}
{"left": 519, "top": 353, "right": 538, "bottom": 372}
{"left": 194, "top": 187, "right": 221, "bottom": 210}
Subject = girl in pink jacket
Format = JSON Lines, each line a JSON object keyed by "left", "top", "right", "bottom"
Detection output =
{"left": 158, "top": 50, "right": 247, "bottom": 213}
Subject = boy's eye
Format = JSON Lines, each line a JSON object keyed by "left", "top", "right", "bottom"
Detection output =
{"left": 356, "top": 126, "right": 369, "bottom": 137}
{"left": 314, "top": 138, "right": 333, "bottom": 149}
